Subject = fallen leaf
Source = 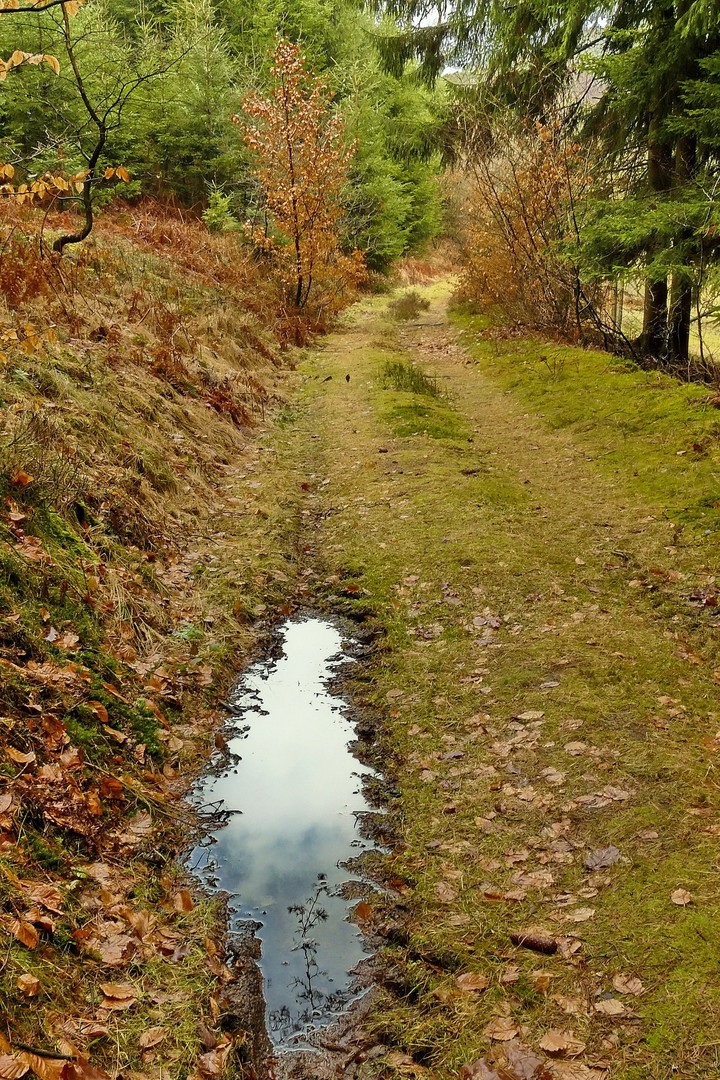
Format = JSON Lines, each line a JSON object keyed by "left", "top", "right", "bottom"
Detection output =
{"left": 594, "top": 998, "right": 626, "bottom": 1016}
{"left": 435, "top": 881, "right": 457, "bottom": 903}
{"left": 456, "top": 972, "right": 490, "bottom": 993}
{"left": 68, "top": 1057, "right": 112, "bottom": 1080}
{"left": 16, "top": 973, "right": 41, "bottom": 996}
{"left": 503, "top": 1041, "right": 554, "bottom": 1079}
{"left": 138, "top": 1027, "right": 167, "bottom": 1050}
{"left": 11, "top": 919, "right": 39, "bottom": 949}
{"left": 564, "top": 907, "right": 595, "bottom": 923}
{"left": 100, "top": 982, "right": 137, "bottom": 1009}
{"left": 583, "top": 846, "right": 621, "bottom": 870}
{"left": 0, "top": 1058, "right": 29, "bottom": 1080}
{"left": 27, "top": 885, "right": 63, "bottom": 914}
{"left": 612, "top": 974, "right": 644, "bottom": 996}
{"left": 55, "top": 632, "right": 80, "bottom": 651}
{"left": 88, "top": 702, "right": 109, "bottom": 724}
{"left": 515, "top": 710, "right": 544, "bottom": 722}
{"left": 6, "top": 747, "right": 36, "bottom": 766}
{"left": 10, "top": 471, "right": 33, "bottom": 487}
{"left": 552, "top": 1066, "right": 608, "bottom": 1080}
{"left": 17, "top": 1052, "right": 67, "bottom": 1080}
{"left": 530, "top": 970, "right": 554, "bottom": 992}
{"left": 99, "top": 777, "right": 123, "bottom": 801}
{"left": 538, "top": 1030, "right": 586, "bottom": 1057}
{"left": 353, "top": 901, "right": 373, "bottom": 922}
{"left": 483, "top": 1016, "right": 520, "bottom": 1041}
{"left": 460, "top": 1062, "right": 502, "bottom": 1080}
{"left": 172, "top": 889, "right": 194, "bottom": 913}
{"left": 670, "top": 888, "right": 692, "bottom": 906}
{"left": 551, "top": 994, "right": 585, "bottom": 1016}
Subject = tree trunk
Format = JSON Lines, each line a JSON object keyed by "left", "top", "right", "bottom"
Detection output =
{"left": 668, "top": 276, "right": 692, "bottom": 368}
{"left": 667, "top": 135, "right": 697, "bottom": 368}
{"left": 638, "top": 132, "right": 673, "bottom": 361}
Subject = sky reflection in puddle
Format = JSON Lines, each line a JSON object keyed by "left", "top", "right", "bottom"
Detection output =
{"left": 189, "top": 617, "right": 374, "bottom": 1047}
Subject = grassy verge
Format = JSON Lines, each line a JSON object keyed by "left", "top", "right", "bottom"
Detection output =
{"left": 0, "top": 212, "right": 305, "bottom": 1079}
{"left": 287, "top": 283, "right": 720, "bottom": 1079}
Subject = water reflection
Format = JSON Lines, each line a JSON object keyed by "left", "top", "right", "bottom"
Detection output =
{"left": 189, "top": 618, "right": 374, "bottom": 1046}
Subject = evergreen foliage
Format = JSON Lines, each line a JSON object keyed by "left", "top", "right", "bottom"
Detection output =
{"left": 0, "top": 0, "right": 445, "bottom": 269}
{"left": 382, "top": 0, "right": 720, "bottom": 369}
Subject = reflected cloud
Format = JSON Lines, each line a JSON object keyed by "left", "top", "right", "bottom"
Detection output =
{"left": 189, "top": 619, "right": 374, "bottom": 1046}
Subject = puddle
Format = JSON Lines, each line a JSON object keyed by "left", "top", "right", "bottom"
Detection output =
{"left": 189, "top": 617, "right": 376, "bottom": 1049}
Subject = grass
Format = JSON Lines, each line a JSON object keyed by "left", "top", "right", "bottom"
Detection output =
{"left": 383, "top": 358, "right": 442, "bottom": 398}
{"left": 451, "top": 318, "right": 720, "bottom": 536}
{"left": 281, "top": 280, "right": 720, "bottom": 1079}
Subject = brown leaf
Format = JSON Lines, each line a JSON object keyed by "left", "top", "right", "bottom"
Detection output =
{"left": 6, "top": 747, "right": 36, "bottom": 766}
{"left": 459, "top": 1061, "right": 502, "bottom": 1080}
{"left": 16, "top": 973, "right": 41, "bottom": 997}
{"left": 552, "top": 1066, "right": 608, "bottom": 1080}
{"left": 612, "top": 974, "right": 644, "bottom": 996}
{"left": 456, "top": 972, "right": 491, "bottom": 993}
{"left": 594, "top": 998, "right": 626, "bottom": 1016}
{"left": 564, "top": 907, "right": 595, "bottom": 923}
{"left": 99, "top": 777, "right": 123, "bottom": 801}
{"left": 55, "top": 632, "right": 80, "bottom": 651}
{"left": 0, "top": 1058, "right": 29, "bottom": 1080}
{"left": 670, "top": 888, "right": 692, "bottom": 906}
{"left": 27, "top": 884, "right": 63, "bottom": 914}
{"left": 537, "top": 1030, "right": 586, "bottom": 1057}
{"left": 99, "top": 982, "right": 137, "bottom": 1009}
{"left": 11, "top": 919, "right": 39, "bottom": 949}
{"left": 583, "top": 846, "right": 621, "bottom": 870}
{"left": 172, "top": 889, "right": 194, "bottom": 913}
{"left": 18, "top": 1052, "right": 68, "bottom": 1080}
{"left": 94, "top": 933, "right": 135, "bottom": 966}
{"left": 353, "top": 901, "right": 372, "bottom": 922}
{"left": 10, "top": 470, "right": 34, "bottom": 487}
{"left": 87, "top": 702, "right": 109, "bottom": 724}
{"left": 484, "top": 1017, "right": 520, "bottom": 1042}
{"left": 530, "top": 970, "right": 554, "bottom": 993}
{"left": 383, "top": 1051, "right": 427, "bottom": 1074}
{"left": 138, "top": 1027, "right": 167, "bottom": 1050}
{"left": 67, "top": 1057, "right": 113, "bottom": 1080}
{"left": 503, "top": 1041, "right": 554, "bottom": 1079}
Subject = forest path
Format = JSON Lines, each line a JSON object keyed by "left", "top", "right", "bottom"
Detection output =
{"left": 278, "top": 281, "right": 720, "bottom": 1079}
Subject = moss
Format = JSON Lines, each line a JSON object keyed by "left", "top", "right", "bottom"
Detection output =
{"left": 277, "top": 281, "right": 720, "bottom": 1078}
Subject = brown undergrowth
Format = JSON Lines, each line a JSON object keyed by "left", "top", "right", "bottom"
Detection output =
{"left": 0, "top": 201, "right": 308, "bottom": 1080}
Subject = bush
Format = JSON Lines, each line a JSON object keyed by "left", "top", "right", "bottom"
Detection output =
{"left": 388, "top": 290, "right": 431, "bottom": 321}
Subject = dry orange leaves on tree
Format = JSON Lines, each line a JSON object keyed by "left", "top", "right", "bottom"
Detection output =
{"left": 234, "top": 39, "right": 364, "bottom": 334}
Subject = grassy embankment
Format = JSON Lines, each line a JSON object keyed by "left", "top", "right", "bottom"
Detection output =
{"left": 285, "top": 281, "right": 720, "bottom": 1079}
{"left": 0, "top": 208, "right": 306, "bottom": 1078}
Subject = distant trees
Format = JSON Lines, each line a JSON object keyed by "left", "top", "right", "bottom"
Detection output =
{"left": 0, "top": 0, "right": 445, "bottom": 271}
{"left": 383, "top": 0, "right": 720, "bottom": 371}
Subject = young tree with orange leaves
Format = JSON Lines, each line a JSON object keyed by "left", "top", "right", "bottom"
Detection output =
{"left": 236, "top": 39, "right": 364, "bottom": 322}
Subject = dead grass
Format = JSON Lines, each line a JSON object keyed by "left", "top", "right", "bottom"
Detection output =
{"left": 0, "top": 202, "right": 309, "bottom": 1078}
